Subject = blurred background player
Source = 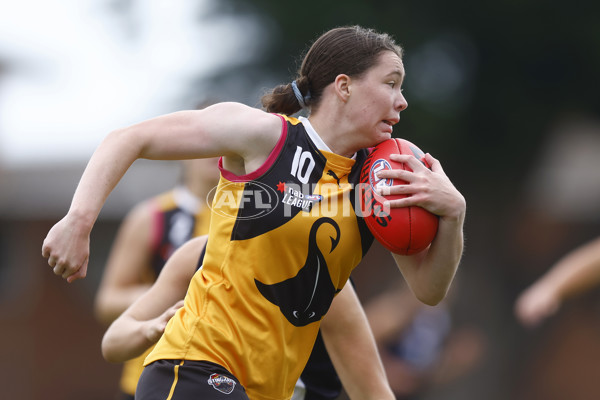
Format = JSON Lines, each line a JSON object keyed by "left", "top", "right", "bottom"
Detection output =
{"left": 515, "top": 236, "right": 600, "bottom": 328}
{"left": 364, "top": 280, "right": 485, "bottom": 400}
{"left": 94, "top": 156, "right": 219, "bottom": 400}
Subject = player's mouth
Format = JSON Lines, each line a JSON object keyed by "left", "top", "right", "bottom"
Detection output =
{"left": 386, "top": 116, "right": 400, "bottom": 125}
{"left": 381, "top": 119, "right": 397, "bottom": 133}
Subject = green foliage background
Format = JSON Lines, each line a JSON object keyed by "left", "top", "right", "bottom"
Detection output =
{"left": 205, "top": 0, "right": 599, "bottom": 200}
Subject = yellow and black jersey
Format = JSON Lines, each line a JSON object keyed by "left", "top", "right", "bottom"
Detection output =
{"left": 119, "top": 187, "right": 211, "bottom": 396}
{"left": 146, "top": 115, "right": 374, "bottom": 400}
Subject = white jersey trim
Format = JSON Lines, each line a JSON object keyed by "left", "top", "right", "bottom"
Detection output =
{"left": 299, "top": 116, "right": 357, "bottom": 159}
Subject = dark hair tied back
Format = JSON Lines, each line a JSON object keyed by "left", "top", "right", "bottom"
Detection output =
{"left": 261, "top": 76, "right": 310, "bottom": 115}
{"left": 262, "top": 25, "right": 402, "bottom": 115}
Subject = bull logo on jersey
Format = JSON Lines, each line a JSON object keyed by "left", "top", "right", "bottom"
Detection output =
{"left": 255, "top": 218, "right": 341, "bottom": 327}
{"left": 207, "top": 373, "right": 236, "bottom": 394}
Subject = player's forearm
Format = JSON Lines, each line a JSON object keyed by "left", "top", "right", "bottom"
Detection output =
{"left": 321, "top": 284, "right": 394, "bottom": 399}
{"left": 94, "top": 284, "right": 152, "bottom": 326}
{"left": 333, "top": 348, "right": 394, "bottom": 399}
{"left": 102, "top": 314, "right": 155, "bottom": 363}
{"left": 68, "top": 128, "right": 142, "bottom": 225}
{"left": 322, "top": 318, "right": 394, "bottom": 399}
{"left": 394, "top": 214, "right": 464, "bottom": 306}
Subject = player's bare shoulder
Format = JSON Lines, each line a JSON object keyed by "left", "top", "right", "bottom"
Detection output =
{"left": 205, "top": 102, "right": 282, "bottom": 159}
{"left": 218, "top": 102, "right": 281, "bottom": 139}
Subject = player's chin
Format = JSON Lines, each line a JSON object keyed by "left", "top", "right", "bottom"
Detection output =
{"left": 362, "top": 126, "right": 392, "bottom": 148}
{"left": 372, "top": 131, "right": 392, "bottom": 146}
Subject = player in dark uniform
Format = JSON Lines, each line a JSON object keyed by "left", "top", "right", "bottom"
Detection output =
{"left": 44, "top": 25, "right": 466, "bottom": 399}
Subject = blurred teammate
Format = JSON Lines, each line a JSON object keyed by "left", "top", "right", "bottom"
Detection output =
{"left": 94, "top": 157, "right": 219, "bottom": 399}
{"left": 364, "top": 280, "right": 485, "bottom": 399}
{"left": 515, "top": 236, "right": 600, "bottom": 328}
{"left": 101, "top": 235, "right": 394, "bottom": 399}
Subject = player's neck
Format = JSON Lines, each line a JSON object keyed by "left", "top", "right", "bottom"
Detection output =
{"left": 308, "top": 113, "right": 356, "bottom": 158}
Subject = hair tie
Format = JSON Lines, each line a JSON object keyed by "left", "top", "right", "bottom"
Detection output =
{"left": 291, "top": 80, "right": 311, "bottom": 109}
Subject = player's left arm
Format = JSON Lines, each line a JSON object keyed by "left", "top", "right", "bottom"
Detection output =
{"left": 101, "top": 236, "right": 206, "bottom": 363}
{"left": 320, "top": 283, "right": 395, "bottom": 400}
{"left": 376, "top": 153, "right": 466, "bottom": 306}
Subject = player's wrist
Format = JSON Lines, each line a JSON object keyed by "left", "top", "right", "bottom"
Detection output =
{"left": 439, "top": 193, "right": 466, "bottom": 223}
{"left": 65, "top": 207, "right": 97, "bottom": 231}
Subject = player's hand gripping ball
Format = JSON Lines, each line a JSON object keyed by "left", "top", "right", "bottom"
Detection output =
{"left": 359, "top": 138, "right": 439, "bottom": 255}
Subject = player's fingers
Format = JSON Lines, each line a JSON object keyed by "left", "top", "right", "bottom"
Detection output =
{"left": 377, "top": 183, "right": 412, "bottom": 196}
{"left": 67, "top": 258, "right": 88, "bottom": 283}
{"left": 42, "top": 244, "right": 50, "bottom": 258}
{"left": 47, "top": 255, "right": 57, "bottom": 268}
{"left": 164, "top": 308, "right": 178, "bottom": 320}
{"left": 173, "top": 299, "right": 185, "bottom": 308}
{"left": 406, "top": 155, "right": 430, "bottom": 172}
{"left": 166, "top": 300, "right": 185, "bottom": 317}
{"left": 53, "top": 264, "right": 65, "bottom": 276}
{"left": 389, "top": 153, "right": 429, "bottom": 171}
{"left": 62, "top": 270, "right": 72, "bottom": 280}
{"left": 383, "top": 195, "right": 423, "bottom": 209}
{"left": 375, "top": 168, "right": 413, "bottom": 183}
{"left": 66, "top": 270, "right": 82, "bottom": 283}
{"left": 424, "top": 153, "right": 444, "bottom": 174}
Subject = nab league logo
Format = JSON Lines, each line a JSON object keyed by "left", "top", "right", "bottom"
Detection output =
{"left": 207, "top": 373, "right": 236, "bottom": 395}
{"left": 278, "top": 182, "right": 322, "bottom": 213}
{"left": 369, "top": 159, "right": 394, "bottom": 190}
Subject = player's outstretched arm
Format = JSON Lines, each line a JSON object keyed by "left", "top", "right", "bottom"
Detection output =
{"left": 515, "top": 236, "right": 600, "bottom": 328}
{"left": 321, "top": 283, "right": 395, "bottom": 400}
{"left": 102, "top": 236, "right": 206, "bottom": 362}
{"left": 41, "top": 103, "right": 281, "bottom": 282}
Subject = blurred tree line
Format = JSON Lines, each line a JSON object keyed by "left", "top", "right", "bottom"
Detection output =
{"left": 201, "top": 0, "right": 599, "bottom": 206}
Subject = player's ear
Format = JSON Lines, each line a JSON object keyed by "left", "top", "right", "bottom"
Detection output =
{"left": 333, "top": 74, "right": 351, "bottom": 102}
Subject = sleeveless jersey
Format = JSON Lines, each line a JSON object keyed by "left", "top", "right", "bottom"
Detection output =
{"left": 146, "top": 115, "right": 374, "bottom": 400}
{"left": 119, "top": 187, "right": 211, "bottom": 396}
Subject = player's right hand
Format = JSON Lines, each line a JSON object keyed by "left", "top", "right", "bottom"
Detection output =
{"left": 145, "top": 300, "right": 185, "bottom": 344}
{"left": 42, "top": 214, "right": 91, "bottom": 283}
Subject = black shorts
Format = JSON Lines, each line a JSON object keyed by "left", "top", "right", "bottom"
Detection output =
{"left": 135, "top": 360, "right": 249, "bottom": 400}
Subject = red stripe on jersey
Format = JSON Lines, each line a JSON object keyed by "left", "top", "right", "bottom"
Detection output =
{"left": 218, "top": 114, "right": 288, "bottom": 182}
{"left": 150, "top": 201, "right": 164, "bottom": 254}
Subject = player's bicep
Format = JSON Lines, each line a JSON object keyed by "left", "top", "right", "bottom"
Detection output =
{"left": 132, "top": 103, "right": 281, "bottom": 161}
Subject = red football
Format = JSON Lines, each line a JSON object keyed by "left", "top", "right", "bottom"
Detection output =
{"left": 359, "top": 138, "right": 439, "bottom": 255}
